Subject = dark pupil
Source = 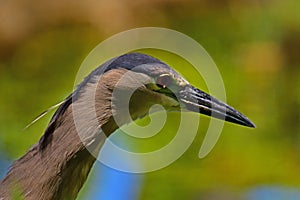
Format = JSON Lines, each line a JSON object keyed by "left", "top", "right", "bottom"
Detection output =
{"left": 157, "top": 75, "right": 170, "bottom": 87}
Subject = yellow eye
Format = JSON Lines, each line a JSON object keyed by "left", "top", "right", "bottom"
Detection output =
{"left": 156, "top": 74, "right": 171, "bottom": 88}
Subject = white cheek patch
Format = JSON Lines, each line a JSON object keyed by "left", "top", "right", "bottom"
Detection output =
{"left": 159, "top": 94, "right": 180, "bottom": 108}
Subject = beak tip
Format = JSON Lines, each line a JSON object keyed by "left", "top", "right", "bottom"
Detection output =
{"left": 241, "top": 118, "right": 256, "bottom": 128}
{"left": 246, "top": 123, "right": 256, "bottom": 128}
{"left": 248, "top": 121, "right": 256, "bottom": 128}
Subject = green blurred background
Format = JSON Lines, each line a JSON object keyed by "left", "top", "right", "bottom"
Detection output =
{"left": 1, "top": 0, "right": 300, "bottom": 199}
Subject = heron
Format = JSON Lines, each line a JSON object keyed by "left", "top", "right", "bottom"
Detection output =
{"left": 0, "top": 53, "right": 255, "bottom": 199}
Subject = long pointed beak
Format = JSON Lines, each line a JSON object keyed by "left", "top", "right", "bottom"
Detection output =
{"left": 178, "top": 85, "right": 256, "bottom": 128}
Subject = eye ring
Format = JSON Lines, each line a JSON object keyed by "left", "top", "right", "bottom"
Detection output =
{"left": 156, "top": 74, "right": 171, "bottom": 88}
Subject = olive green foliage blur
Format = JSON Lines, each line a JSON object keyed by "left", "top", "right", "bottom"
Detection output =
{"left": 0, "top": 0, "right": 300, "bottom": 199}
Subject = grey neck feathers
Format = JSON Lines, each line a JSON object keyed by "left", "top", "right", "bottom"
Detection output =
{"left": 0, "top": 71, "right": 123, "bottom": 200}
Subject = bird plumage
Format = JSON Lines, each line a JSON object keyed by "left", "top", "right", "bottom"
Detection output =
{"left": 0, "top": 53, "right": 255, "bottom": 200}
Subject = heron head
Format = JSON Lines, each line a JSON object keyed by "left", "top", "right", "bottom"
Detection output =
{"left": 97, "top": 53, "right": 255, "bottom": 128}
{"left": 37, "top": 52, "right": 255, "bottom": 150}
